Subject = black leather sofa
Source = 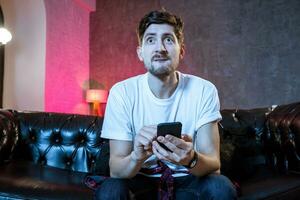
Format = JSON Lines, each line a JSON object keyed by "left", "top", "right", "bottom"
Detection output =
{"left": 0, "top": 102, "right": 299, "bottom": 199}
{"left": 219, "top": 102, "right": 300, "bottom": 199}
{"left": 0, "top": 111, "right": 108, "bottom": 200}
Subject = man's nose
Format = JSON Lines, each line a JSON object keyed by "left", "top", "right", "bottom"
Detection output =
{"left": 155, "top": 40, "right": 167, "bottom": 52}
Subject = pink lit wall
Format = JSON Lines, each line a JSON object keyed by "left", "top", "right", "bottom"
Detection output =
{"left": 44, "top": 0, "right": 95, "bottom": 114}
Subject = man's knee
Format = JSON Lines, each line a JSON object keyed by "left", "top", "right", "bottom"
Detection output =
{"left": 204, "top": 174, "right": 237, "bottom": 199}
{"left": 94, "top": 178, "right": 130, "bottom": 200}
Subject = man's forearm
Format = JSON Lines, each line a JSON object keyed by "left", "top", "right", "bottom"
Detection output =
{"left": 189, "top": 122, "right": 221, "bottom": 176}
{"left": 109, "top": 151, "right": 146, "bottom": 178}
{"left": 189, "top": 151, "right": 220, "bottom": 177}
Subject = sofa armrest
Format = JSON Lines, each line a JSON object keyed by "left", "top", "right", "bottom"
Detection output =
{"left": 266, "top": 102, "right": 300, "bottom": 173}
{"left": 0, "top": 110, "right": 19, "bottom": 163}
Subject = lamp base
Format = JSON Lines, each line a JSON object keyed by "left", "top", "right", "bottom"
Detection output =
{"left": 90, "top": 102, "right": 106, "bottom": 117}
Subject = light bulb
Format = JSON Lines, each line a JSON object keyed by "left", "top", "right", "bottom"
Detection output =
{"left": 0, "top": 28, "right": 12, "bottom": 44}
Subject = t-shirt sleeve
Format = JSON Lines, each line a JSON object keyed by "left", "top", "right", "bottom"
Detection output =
{"left": 195, "top": 84, "right": 222, "bottom": 130}
{"left": 101, "top": 84, "right": 133, "bottom": 141}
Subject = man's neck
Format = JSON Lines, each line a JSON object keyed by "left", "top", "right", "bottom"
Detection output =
{"left": 147, "top": 71, "right": 179, "bottom": 99}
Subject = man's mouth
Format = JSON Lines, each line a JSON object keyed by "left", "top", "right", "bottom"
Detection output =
{"left": 152, "top": 56, "right": 169, "bottom": 61}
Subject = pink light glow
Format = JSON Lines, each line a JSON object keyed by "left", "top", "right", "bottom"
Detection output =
{"left": 44, "top": 0, "right": 95, "bottom": 115}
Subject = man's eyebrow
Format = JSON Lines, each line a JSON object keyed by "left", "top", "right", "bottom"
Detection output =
{"left": 163, "top": 33, "right": 175, "bottom": 37}
{"left": 144, "top": 32, "right": 175, "bottom": 37}
{"left": 144, "top": 33, "right": 156, "bottom": 38}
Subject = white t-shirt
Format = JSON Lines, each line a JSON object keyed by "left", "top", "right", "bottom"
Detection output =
{"left": 101, "top": 71, "right": 222, "bottom": 177}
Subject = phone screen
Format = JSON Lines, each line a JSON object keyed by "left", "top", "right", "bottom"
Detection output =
{"left": 157, "top": 122, "right": 182, "bottom": 151}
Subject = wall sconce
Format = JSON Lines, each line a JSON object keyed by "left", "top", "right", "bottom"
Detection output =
{"left": 0, "top": 27, "right": 12, "bottom": 45}
{"left": 86, "top": 89, "right": 108, "bottom": 116}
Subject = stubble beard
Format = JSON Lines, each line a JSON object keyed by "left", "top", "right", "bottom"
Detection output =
{"left": 148, "top": 66, "right": 172, "bottom": 77}
{"left": 147, "top": 60, "right": 177, "bottom": 78}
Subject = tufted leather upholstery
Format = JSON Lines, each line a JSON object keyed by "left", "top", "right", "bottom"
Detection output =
{"left": 13, "top": 111, "right": 107, "bottom": 173}
{"left": 0, "top": 110, "right": 108, "bottom": 200}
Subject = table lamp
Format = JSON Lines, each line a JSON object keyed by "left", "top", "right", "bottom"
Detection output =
{"left": 86, "top": 89, "right": 108, "bottom": 116}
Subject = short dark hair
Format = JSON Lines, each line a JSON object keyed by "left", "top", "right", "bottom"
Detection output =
{"left": 137, "top": 10, "right": 184, "bottom": 46}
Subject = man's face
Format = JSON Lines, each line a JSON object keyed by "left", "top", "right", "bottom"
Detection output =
{"left": 137, "top": 24, "right": 184, "bottom": 76}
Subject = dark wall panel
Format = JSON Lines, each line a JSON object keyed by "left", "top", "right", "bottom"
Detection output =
{"left": 90, "top": 0, "right": 300, "bottom": 109}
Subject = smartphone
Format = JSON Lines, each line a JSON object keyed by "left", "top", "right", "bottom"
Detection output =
{"left": 157, "top": 122, "right": 182, "bottom": 151}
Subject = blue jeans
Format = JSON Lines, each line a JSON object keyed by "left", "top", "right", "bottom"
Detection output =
{"left": 94, "top": 174, "right": 237, "bottom": 200}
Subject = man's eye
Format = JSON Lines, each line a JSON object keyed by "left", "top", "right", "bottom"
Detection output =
{"left": 165, "top": 37, "right": 174, "bottom": 44}
{"left": 146, "top": 38, "right": 155, "bottom": 44}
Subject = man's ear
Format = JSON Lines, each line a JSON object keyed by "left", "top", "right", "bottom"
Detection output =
{"left": 180, "top": 44, "right": 185, "bottom": 59}
{"left": 136, "top": 46, "right": 144, "bottom": 62}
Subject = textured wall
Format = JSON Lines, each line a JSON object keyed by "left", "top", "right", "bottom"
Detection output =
{"left": 90, "top": 0, "right": 300, "bottom": 109}
{"left": 45, "top": 0, "right": 95, "bottom": 114}
{"left": 89, "top": 0, "right": 160, "bottom": 90}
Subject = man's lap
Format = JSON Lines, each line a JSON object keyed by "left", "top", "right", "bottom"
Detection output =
{"left": 95, "top": 174, "right": 237, "bottom": 200}
{"left": 175, "top": 174, "right": 237, "bottom": 199}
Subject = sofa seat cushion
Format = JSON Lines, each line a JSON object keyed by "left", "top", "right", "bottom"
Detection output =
{"left": 0, "top": 161, "right": 93, "bottom": 200}
{"left": 240, "top": 173, "right": 300, "bottom": 199}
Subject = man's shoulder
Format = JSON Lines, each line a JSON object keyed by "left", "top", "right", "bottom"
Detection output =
{"left": 111, "top": 73, "right": 146, "bottom": 92}
{"left": 181, "top": 72, "right": 216, "bottom": 90}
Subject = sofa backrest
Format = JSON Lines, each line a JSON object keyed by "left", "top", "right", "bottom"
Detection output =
{"left": 12, "top": 111, "right": 109, "bottom": 174}
{"left": 1, "top": 102, "right": 299, "bottom": 178}
{"left": 219, "top": 107, "right": 272, "bottom": 182}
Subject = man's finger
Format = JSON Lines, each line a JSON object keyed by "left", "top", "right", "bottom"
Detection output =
{"left": 152, "top": 143, "right": 171, "bottom": 162}
{"left": 152, "top": 141, "right": 169, "bottom": 157}
{"left": 138, "top": 125, "right": 157, "bottom": 141}
{"left": 165, "top": 135, "right": 191, "bottom": 149}
{"left": 181, "top": 134, "right": 193, "bottom": 142}
{"left": 136, "top": 134, "right": 152, "bottom": 147}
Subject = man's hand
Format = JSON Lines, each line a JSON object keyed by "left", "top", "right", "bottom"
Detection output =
{"left": 132, "top": 125, "right": 157, "bottom": 162}
{"left": 153, "top": 122, "right": 221, "bottom": 177}
{"left": 152, "top": 134, "right": 194, "bottom": 166}
{"left": 109, "top": 125, "right": 157, "bottom": 178}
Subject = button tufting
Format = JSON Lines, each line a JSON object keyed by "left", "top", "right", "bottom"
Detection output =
{"left": 52, "top": 132, "right": 62, "bottom": 144}
{"left": 39, "top": 157, "right": 46, "bottom": 165}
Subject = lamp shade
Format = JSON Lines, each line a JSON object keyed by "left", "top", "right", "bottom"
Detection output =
{"left": 0, "top": 28, "right": 12, "bottom": 44}
{"left": 86, "top": 89, "right": 108, "bottom": 103}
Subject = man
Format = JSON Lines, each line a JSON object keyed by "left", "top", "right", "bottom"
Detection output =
{"left": 97, "top": 10, "right": 237, "bottom": 200}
